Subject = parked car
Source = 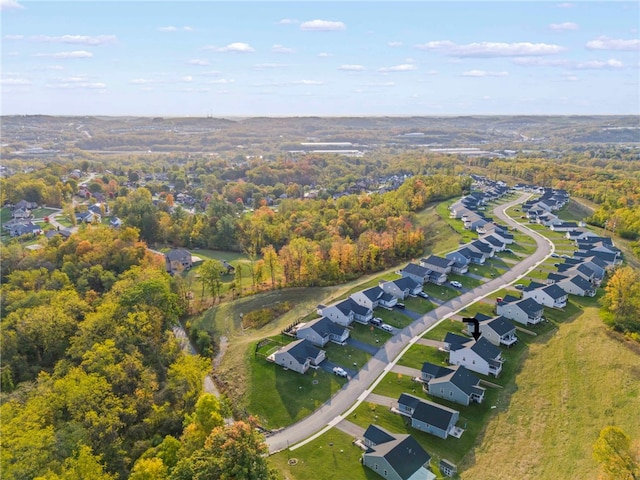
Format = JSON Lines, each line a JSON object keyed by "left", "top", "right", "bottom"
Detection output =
{"left": 514, "top": 284, "right": 525, "bottom": 290}
{"left": 381, "top": 324, "right": 394, "bottom": 332}
{"left": 418, "top": 291, "right": 429, "bottom": 299}
{"left": 551, "top": 253, "right": 559, "bottom": 258}
{"left": 504, "top": 248, "right": 514, "bottom": 254}
{"left": 396, "top": 303, "right": 405, "bottom": 309}
{"left": 450, "top": 280, "right": 462, "bottom": 288}
{"left": 370, "top": 317, "right": 383, "bottom": 326}
{"left": 333, "top": 366, "right": 348, "bottom": 377}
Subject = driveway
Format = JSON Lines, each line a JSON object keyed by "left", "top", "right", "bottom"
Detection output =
{"left": 396, "top": 306, "right": 422, "bottom": 321}
{"left": 346, "top": 337, "right": 379, "bottom": 356}
{"left": 267, "top": 192, "right": 552, "bottom": 454}
{"left": 320, "top": 359, "right": 358, "bottom": 379}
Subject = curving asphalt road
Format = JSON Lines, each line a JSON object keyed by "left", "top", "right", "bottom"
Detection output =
{"left": 266, "top": 193, "right": 553, "bottom": 454}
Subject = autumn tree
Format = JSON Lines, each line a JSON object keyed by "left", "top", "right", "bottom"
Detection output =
{"left": 593, "top": 426, "right": 640, "bottom": 480}
{"left": 602, "top": 266, "right": 640, "bottom": 336}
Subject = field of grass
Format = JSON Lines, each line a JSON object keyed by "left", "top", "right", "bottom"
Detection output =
{"left": 449, "top": 273, "right": 484, "bottom": 289}
{"left": 422, "top": 283, "right": 461, "bottom": 301}
{"left": 422, "top": 318, "right": 466, "bottom": 341}
{"left": 460, "top": 306, "right": 640, "bottom": 479}
{"left": 434, "top": 202, "right": 478, "bottom": 246}
{"left": 268, "top": 428, "right": 380, "bottom": 480}
{"left": 349, "top": 321, "right": 392, "bottom": 346}
{"left": 247, "top": 344, "right": 347, "bottom": 429}
{"left": 403, "top": 296, "right": 435, "bottom": 314}
{"left": 325, "top": 342, "right": 371, "bottom": 371}
{"left": 414, "top": 202, "right": 465, "bottom": 257}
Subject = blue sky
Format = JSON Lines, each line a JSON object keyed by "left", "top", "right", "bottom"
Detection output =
{"left": 1, "top": 1, "right": 639, "bottom": 116}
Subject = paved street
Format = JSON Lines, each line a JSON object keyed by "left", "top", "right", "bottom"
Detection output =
{"left": 266, "top": 193, "right": 551, "bottom": 453}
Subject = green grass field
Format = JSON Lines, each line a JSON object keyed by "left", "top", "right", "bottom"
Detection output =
{"left": 434, "top": 202, "right": 478, "bottom": 245}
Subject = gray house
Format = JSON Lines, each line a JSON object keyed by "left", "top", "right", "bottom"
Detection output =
{"left": 467, "top": 314, "right": 518, "bottom": 347}
{"left": 165, "top": 248, "right": 193, "bottom": 273}
{"left": 271, "top": 339, "right": 326, "bottom": 374}
{"left": 380, "top": 277, "right": 422, "bottom": 300}
{"left": 445, "top": 334, "right": 504, "bottom": 377}
{"left": 295, "top": 317, "right": 349, "bottom": 347}
{"left": 397, "top": 393, "right": 460, "bottom": 439}
{"left": 445, "top": 251, "right": 470, "bottom": 274}
{"left": 469, "top": 239, "right": 495, "bottom": 258}
{"left": 420, "top": 255, "right": 452, "bottom": 285}
{"left": 557, "top": 275, "right": 596, "bottom": 297}
{"left": 319, "top": 298, "right": 372, "bottom": 326}
{"left": 422, "top": 363, "right": 486, "bottom": 406}
{"left": 361, "top": 425, "right": 435, "bottom": 480}
{"left": 457, "top": 246, "right": 486, "bottom": 265}
{"left": 522, "top": 283, "right": 568, "bottom": 309}
{"left": 400, "top": 263, "right": 431, "bottom": 285}
{"left": 350, "top": 286, "right": 398, "bottom": 310}
{"left": 496, "top": 295, "right": 544, "bottom": 326}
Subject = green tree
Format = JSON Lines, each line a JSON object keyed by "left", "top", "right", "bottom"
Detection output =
{"left": 602, "top": 266, "right": 640, "bottom": 335}
{"left": 199, "top": 259, "right": 225, "bottom": 305}
{"left": 593, "top": 426, "right": 640, "bottom": 480}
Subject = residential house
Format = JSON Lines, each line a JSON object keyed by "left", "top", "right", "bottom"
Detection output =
{"left": 110, "top": 216, "right": 122, "bottom": 228}
{"left": 481, "top": 234, "right": 506, "bottom": 253}
{"left": 550, "top": 221, "right": 578, "bottom": 232}
{"left": 319, "top": 297, "right": 372, "bottom": 326}
{"left": 420, "top": 255, "right": 453, "bottom": 285}
{"left": 456, "top": 247, "right": 486, "bottom": 265}
{"left": 380, "top": 277, "right": 422, "bottom": 300}
{"left": 350, "top": 286, "right": 398, "bottom": 311}
{"left": 75, "top": 210, "right": 101, "bottom": 224}
{"left": 557, "top": 275, "right": 596, "bottom": 297}
{"left": 13, "top": 199, "right": 38, "bottom": 211}
{"left": 522, "top": 283, "right": 568, "bottom": 309}
{"left": 422, "top": 363, "right": 485, "bottom": 406}
{"left": 574, "top": 249, "right": 621, "bottom": 266}
{"left": 12, "top": 207, "right": 32, "bottom": 220}
{"left": 165, "top": 248, "right": 193, "bottom": 273}
{"left": 400, "top": 263, "right": 431, "bottom": 286}
{"left": 361, "top": 425, "right": 435, "bottom": 480}
{"left": 492, "top": 227, "right": 514, "bottom": 244}
{"left": 10, "top": 222, "right": 43, "bottom": 237}
{"left": 445, "top": 333, "right": 504, "bottom": 377}
{"left": 469, "top": 239, "right": 495, "bottom": 258}
{"left": 467, "top": 314, "right": 518, "bottom": 347}
{"left": 295, "top": 317, "right": 349, "bottom": 347}
{"left": 397, "top": 393, "right": 460, "bottom": 440}
{"left": 271, "top": 339, "right": 326, "bottom": 374}
{"left": 496, "top": 295, "right": 544, "bottom": 326}
{"left": 445, "top": 251, "right": 470, "bottom": 274}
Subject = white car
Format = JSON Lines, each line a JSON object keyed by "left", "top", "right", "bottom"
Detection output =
{"left": 381, "top": 324, "right": 394, "bottom": 332}
{"left": 450, "top": 281, "right": 462, "bottom": 288}
{"left": 332, "top": 366, "right": 348, "bottom": 377}
{"left": 418, "top": 291, "right": 429, "bottom": 299}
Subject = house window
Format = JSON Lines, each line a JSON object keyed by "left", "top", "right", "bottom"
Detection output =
{"left": 463, "top": 357, "right": 466, "bottom": 361}
{"left": 375, "top": 464, "right": 378, "bottom": 470}
{"left": 440, "top": 388, "right": 444, "bottom": 394}
{"left": 450, "top": 391, "right": 453, "bottom": 397}
{"left": 472, "top": 360, "right": 475, "bottom": 364}
{"left": 384, "top": 470, "right": 388, "bottom": 477}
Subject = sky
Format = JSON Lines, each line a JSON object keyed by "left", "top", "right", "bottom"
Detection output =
{"left": 1, "top": 1, "right": 639, "bottom": 116}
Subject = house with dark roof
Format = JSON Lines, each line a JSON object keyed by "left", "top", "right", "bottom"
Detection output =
{"left": 400, "top": 263, "right": 431, "bottom": 285}
{"left": 574, "top": 249, "right": 621, "bottom": 266}
{"left": 422, "top": 363, "right": 486, "bottom": 406}
{"left": 467, "top": 315, "right": 518, "bottom": 347}
{"left": 75, "top": 210, "right": 101, "bottom": 224}
{"left": 420, "top": 255, "right": 452, "bottom": 284}
{"left": 455, "top": 247, "right": 486, "bottom": 265}
{"left": 481, "top": 234, "right": 506, "bottom": 252}
{"left": 469, "top": 239, "right": 495, "bottom": 258}
{"left": 10, "top": 222, "right": 43, "bottom": 237}
{"left": 445, "top": 334, "right": 504, "bottom": 377}
{"left": 380, "top": 277, "right": 422, "bottom": 300}
{"left": 397, "top": 393, "right": 460, "bottom": 439}
{"left": 550, "top": 221, "right": 578, "bottom": 232}
{"left": 271, "top": 339, "right": 326, "bottom": 374}
{"left": 295, "top": 317, "right": 349, "bottom": 347}
{"left": 496, "top": 295, "right": 544, "bottom": 326}
{"left": 350, "top": 286, "right": 397, "bottom": 310}
{"left": 557, "top": 275, "right": 596, "bottom": 297}
{"left": 491, "top": 227, "right": 514, "bottom": 245}
{"left": 165, "top": 248, "right": 193, "bottom": 273}
{"left": 319, "top": 298, "right": 372, "bottom": 326}
{"left": 445, "top": 251, "right": 470, "bottom": 274}
{"left": 522, "top": 283, "right": 568, "bottom": 309}
{"left": 362, "top": 425, "right": 435, "bottom": 480}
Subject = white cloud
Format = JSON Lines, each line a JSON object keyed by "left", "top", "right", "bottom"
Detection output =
{"left": 586, "top": 36, "right": 640, "bottom": 51}
{"left": 388, "top": 41, "right": 403, "bottom": 47}
{"left": 317, "top": 52, "right": 332, "bottom": 57}
{"left": 278, "top": 18, "right": 299, "bottom": 25}
{"left": 130, "top": 78, "right": 154, "bottom": 84}
{"left": 556, "top": 2, "right": 575, "bottom": 7}
{"left": 549, "top": 22, "right": 579, "bottom": 32}
{"left": 415, "top": 40, "right": 565, "bottom": 57}
{"left": 46, "top": 77, "right": 107, "bottom": 89}
{"left": 575, "top": 59, "right": 624, "bottom": 69}
{"left": 462, "top": 70, "right": 509, "bottom": 77}
{"left": 178, "top": 87, "right": 210, "bottom": 93}
{"left": 300, "top": 19, "right": 346, "bottom": 32}
{"left": 339, "top": 64, "right": 366, "bottom": 71}
{"left": 272, "top": 44, "right": 295, "bottom": 54}
{"left": 0, "top": 0, "right": 24, "bottom": 11}
{"left": 187, "top": 59, "right": 210, "bottom": 66}
{"left": 363, "top": 81, "right": 396, "bottom": 87}
{"left": 183, "top": 26, "right": 194, "bottom": 32}
{"left": 291, "top": 80, "right": 326, "bottom": 85}
{"left": 158, "top": 26, "right": 178, "bottom": 32}
{"left": 181, "top": 76, "right": 193, "bottom": 82}
{"left": 379, "top": 64, "right": 417, "bottom": 72}
{"left": 4, "top": 34, "right": 24, "bottom": 40}
{"left": 214, "top": 42, "right": 255, "bottom": 53}
{"left": 0, "top": 77, "right": 32, "bottom": 86}
{"left": 208, "top": 78, "right": 235, "bottom": 84}
{"left": 253, "top": 63, "right": 289, "bottom": 69}
{"left": 30, "top": 34, "right": 116, "bottom": 45}
{"left": 35, "top": 50, "right": 94, "bottom": 59}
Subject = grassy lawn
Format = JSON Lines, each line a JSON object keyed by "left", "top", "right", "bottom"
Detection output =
{"left": 247, "top": 344, "right": 347, "bottom": 429}
{"left": 458, "top": 302, "right": 497, "bottom": 319}
{"left": 325, "top": 342, "right": 371, "bottom": 370}
{"left": 467, "top": 261, "right": 507, "bottom": 279}
{"left": 508, "top": 241, "right": 537, "bottom": 255}
{"left": 449, "top": 273, "right": 483, "bottom": 289}
{"left": 395, "top": 343, "right": 449, "bottom": 369}
{"left": 403, "top": 296, "right": 435, "bottom": 314}
{"left": 349, "top": 321, "right": 392, "bottom": 346}
{"left": 422, "top": 318, "right": 467, "bottom": 341}
{"left": 374, "top": 308, "right": 413, "bottom": 329}
{"left": 422, "top": 283, "right": 461, "bottom": 301}
{"left": 268, "top": 429, "right": 380, "bottom": 480}
{"left": 31, "top": 207, "right": 59, "bottom": 218}
{"left": 461, "top": 306, "right": 640, "bottom": 480}
{"left": 435, "top": 202, "right": 478, "bottom": 245}
{"left": 415, "top": 202, "right": 464, "bottom": 257}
